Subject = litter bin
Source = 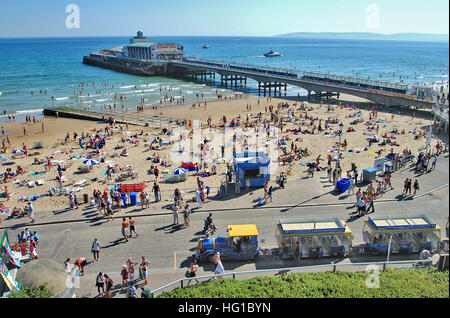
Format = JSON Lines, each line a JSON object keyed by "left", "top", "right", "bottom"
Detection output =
{"left": 363, "top": 168, "right": 377, "bottom": 182}
{"left": 385, "top": 162, "right": 393, "bottom": 174}
{"left": 129, "top": 192, "right": 138, "bottom": 206}
{"left": 83, "top": 193, "right": 89, "bottom": 204}
{"left": 336, "top": 178, "right": 350, "bottom": 193}
{"left": 120, "top": 193, "right": 128, "bottom": 207}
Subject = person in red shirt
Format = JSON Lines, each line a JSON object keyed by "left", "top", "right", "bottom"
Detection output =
{"left": 75, "top": 257, "right": 87, "bottom": 275}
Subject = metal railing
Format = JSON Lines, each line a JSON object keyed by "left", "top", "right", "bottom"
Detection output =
{"left": 149, "top": 258, "right": 431, "bottom": 298}
{"left": 179, "top": 57, "right": 411, "bottom": 93}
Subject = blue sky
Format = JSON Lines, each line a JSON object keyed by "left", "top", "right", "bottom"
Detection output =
{"left": 0, "top": 0, "right": 448, "bottom": 37}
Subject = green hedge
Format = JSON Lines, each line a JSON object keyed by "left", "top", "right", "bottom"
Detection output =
{"left": 9, "top": 283, "right": 52, "bottom": 298}
{"left": 158, "top": 268, "right": 449, "bottom": 298}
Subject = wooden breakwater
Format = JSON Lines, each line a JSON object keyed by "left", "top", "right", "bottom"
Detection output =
{"left": 43, "top": 107, "right": 183, "bottom": 128}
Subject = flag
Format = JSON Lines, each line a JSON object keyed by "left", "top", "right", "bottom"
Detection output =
{"left": 0, "top": 256, "right": 18, "bottom": 291}
{"left": 1, "top": 231, "right": 22, "bottom": 267}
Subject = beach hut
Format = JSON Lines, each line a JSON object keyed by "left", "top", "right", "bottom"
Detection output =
{"left": 233, "top": 152, "right": 271, "bottom": 188}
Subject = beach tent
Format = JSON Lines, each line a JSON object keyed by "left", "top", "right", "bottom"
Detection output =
{"left": 83, "top": 159, "right": 100, "bottom": 166}
{"left": 12, "top": 149, "right": 25, "bottom": 154}
{"left": 181, "top": 162, "right": 196, "bottom": 171}
{"left": 163, "top": 172, "right": 188, "bottom": 183}
{"left": 233, "top": 152, "right": 271, "bottom": 188}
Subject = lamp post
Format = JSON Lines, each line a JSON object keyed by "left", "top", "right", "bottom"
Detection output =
{"left": 337, "top": 122, "right": 344, "bottom": 168}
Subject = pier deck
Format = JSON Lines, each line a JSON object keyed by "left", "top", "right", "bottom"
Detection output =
{"left": 171, "top": 57, "right": 437, "bottom": 108}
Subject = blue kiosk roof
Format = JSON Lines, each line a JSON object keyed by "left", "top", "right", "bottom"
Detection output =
{"left": 233, "top": 152, "right": 270, "bottom": 166}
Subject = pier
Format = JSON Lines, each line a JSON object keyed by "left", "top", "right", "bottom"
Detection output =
{"left": 171, "top": 57, "right": 437, "bottom": 108}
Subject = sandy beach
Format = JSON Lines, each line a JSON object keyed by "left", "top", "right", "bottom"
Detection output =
{"left": 0, "top": 94, "right": 443, "bottom": 216}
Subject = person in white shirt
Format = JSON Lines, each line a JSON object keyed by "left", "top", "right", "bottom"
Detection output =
{"left": 214, "top": 255, "right": 224, "bottom": 279}
{"left": 28, "top": 202, "right": 35, "bottom": 223}
{"left": 91, "top": 238, "right": 101, "bottom": 261}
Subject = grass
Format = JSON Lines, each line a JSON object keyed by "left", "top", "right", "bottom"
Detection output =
{"left": 157, "top": 268, "right": 449, "bottom": 298}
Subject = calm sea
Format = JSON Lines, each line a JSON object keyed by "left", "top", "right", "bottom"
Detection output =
{"left": 0, "top": 36, "right": 448, "bottom": 122}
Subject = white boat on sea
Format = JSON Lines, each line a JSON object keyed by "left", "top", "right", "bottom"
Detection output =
{"left": 264, "top": 50, "right": 282, "bottom": 57}
{"left": 203, "top": 44, "right": 210, "bottom": 49}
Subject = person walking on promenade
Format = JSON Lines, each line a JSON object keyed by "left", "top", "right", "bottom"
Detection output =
{"left": 366, "top": 196, "right": 375, "bottom": 214}
{"left": 406, "top": 178, "right": 412, "bottom": 196}
{"left": 127, "top": 258, "right": 138, "bottom": 284}
{"left": 430, "top": 154, "right": 437, "bottom": 171}
{"left": 121, "top": 265, "right": 129, "bottom": 290}
{"left": 348, "top": 177, "right": 355, "bottom": 196}
{"left": 413, "top": 180, "right": 420, "bottom": 196}
{"left": 172, "top": 202, "right": 180, "bottom": 225}
{"left": 265, "top": 186, "right": 273, "bottom": 203}
{"left": 104, "top": 274, "right": 114, "bottom": 298}
{"left": 186, "top": 259, "right": 200, "bottom": 286}
{"left": 96, "top": 272, "right": 105, "bottom": 296}
{"left": 153, "top": 182, "right": 161, "bottom": 202}
{"left": 28, "top": 202, "right": 35, "bottom": 223}
{"left": 91, "top": 238, "right": 101, "bottom": 261}
{"left": 140, "top": 191, "right": 146, "bottom": 210}
{"left": 357, "top": 197, "right": 366, "bottom": 217}
{"left": 214, "top": 255, "right": 224, "bottom": 280}
{"left": 121, "top": 218, "right": 129, "bottom": 242}
{"left": 140, "top": 261, "right": 149, "bottom": 286}
{"left": 386, "top": 172, "right": 393, "bottom": 190}
{"left": 129, "top": 217, "right": 138, "bottom": 238}
{"left": 355, "top": 188, "right": 362, "bottom": 206}
{"left": 402, "top": 178, "right": 408, "bottom": 196}
{"left": 327, "top": 164, "right": 333, "bottom": 182}
{"left": 183, "top": 204, "right": 191, "bottom": 228}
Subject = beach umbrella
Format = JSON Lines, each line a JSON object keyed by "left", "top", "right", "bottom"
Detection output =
{"left": 83, "top": 159, "right": 100, "bottom": 166}
{"left": 172, "top": 168, "right": 188, "bottom": 175}
{"left": 13, "top": 149, "right": 25, "bottom": 154}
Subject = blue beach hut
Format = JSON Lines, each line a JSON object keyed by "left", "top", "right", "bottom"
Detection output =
{"left": 233, "top": 152, "right": 271, "bottom": 188}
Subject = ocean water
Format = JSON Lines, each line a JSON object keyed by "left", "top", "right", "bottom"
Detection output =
{"left": 0, "top": 36, "right": 448, "bottom": 122}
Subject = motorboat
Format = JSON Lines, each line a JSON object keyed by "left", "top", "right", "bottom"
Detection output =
{"left": 264, "top": 50, "right": 282, "bottom": 57}
{"left": 203, "top": 44, "right": 210, "bottom": 49}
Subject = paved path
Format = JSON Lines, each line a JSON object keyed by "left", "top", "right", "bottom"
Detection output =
{"left": 19, "top": 185, "right": 448, "bottom": 298}
{"left": 2, "top": 152, "right": 448, "bottom": 229}
{"left": 2, "top": 153, "right": 448, "bottom": 298}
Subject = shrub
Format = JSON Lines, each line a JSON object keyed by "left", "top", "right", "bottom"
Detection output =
{"left": 158, "top": 268, "right": 449, "bottom": 298}
{"left": 9, "top": 283, "right": 52, "bottom": 298}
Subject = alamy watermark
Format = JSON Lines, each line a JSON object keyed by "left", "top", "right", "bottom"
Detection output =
{"left": 365, "top": 264, "right": 380, "bottom": 288}
{"left": 168, "top": 120, "right": 280, "bottom": 175}
{"left": 65, "top": 263, "right": 81, "bottom": 289}
{"left": 65, "top": 4, "right": 80, "bottom": 29}
{"left": 366, "top": 4, "right": 381, "bottom": 29}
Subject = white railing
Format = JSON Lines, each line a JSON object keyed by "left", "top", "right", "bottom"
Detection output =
{"left": 148, "top": 259, "right": 431, "bottom": 298}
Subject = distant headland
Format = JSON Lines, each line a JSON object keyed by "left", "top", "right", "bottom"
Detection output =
{"left": 276, "top": 32, "right": 449, "bottom": 43}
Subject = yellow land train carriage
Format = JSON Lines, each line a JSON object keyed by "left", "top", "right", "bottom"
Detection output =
{"left": 275, "top": 218, "right": 353, "bottom": 260}
{"left": 362, "top": 214, "right": 442, "bottom": 254}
